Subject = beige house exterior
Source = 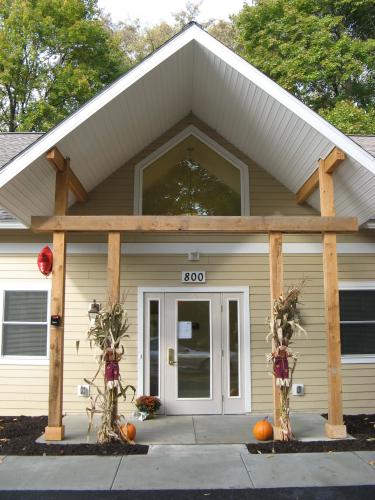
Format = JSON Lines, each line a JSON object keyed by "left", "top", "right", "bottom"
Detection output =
{"left": 0, "top": 25, "right": 374, "bottom": 432}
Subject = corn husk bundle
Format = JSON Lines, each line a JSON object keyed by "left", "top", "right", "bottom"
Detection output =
{"left": 84, "top": 301, "right": 135, "bottom": 443}
{"left": 266, "top": 281, "right": 307, "bottom": 441}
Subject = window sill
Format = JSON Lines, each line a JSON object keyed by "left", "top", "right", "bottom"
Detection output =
{"left": 341, "top": 355, "right": 375, "bottom": 364}
{"left": 0, "top": 357, "right": 49, "bottom": 366}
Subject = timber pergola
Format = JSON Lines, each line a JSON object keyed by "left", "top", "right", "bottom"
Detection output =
{"left": 38, "top": 144, "right": 354, "bottom": 441}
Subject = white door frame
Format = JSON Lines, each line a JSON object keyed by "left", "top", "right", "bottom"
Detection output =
{"left": 137, "top": 286, "right": 251, "bottom": 412}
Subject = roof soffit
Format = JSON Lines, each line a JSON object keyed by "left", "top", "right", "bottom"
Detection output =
{"left": 0, "top": 24, "right": 374, "bottom": 225}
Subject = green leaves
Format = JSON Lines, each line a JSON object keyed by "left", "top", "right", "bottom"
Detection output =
{"left": 236, "top": 0, "right": 375, "bottom": 133}
{"left": 0, "top": 0, "right": 126, "bottom": 131}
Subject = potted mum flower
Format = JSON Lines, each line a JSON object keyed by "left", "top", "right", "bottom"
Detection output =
{"left": 135, "top": 395, "right": 161, "bottom": 420}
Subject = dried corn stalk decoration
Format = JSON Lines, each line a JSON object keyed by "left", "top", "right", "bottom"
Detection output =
{"left": 266, "top": 281, "right": 307, "bottom": 441}
{"left": 85, "top": 301, "right": 135, "bottom": 443}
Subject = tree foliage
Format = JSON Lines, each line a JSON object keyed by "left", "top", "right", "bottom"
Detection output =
{"left": 116, "top": 1, "right": 237, "bottom": 67}
{"left": 235, "top": 0, "right": 375, "bottom": 134}
{"left": 0, "top": 0, "right": 126, "bottom": 131}
{"left": 0, "top": 0, "right": 373, "bottom": 136}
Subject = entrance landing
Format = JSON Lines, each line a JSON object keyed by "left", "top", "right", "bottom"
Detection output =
{"left": 37, "top": 413, "right": 333, "bottom": 445}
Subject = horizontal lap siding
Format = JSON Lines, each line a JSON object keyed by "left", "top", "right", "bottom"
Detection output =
{"left": 0, "top": 252, "right": 327, "bottom": 416}
{"left": 0, "top": 255, "right": 49, "bottom": 415}
{"left": 1, "top": 252, "right": 375, "bottom": 416}
{"left": 252, "top": 254, "right": 327, "bottom": 412}
{"left": 339, "top": 254, "right": 375, "bottom": 414}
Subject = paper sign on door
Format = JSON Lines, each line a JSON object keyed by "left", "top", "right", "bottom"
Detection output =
{"left": 178, "top": 321, "right": 192, "bottom": 339}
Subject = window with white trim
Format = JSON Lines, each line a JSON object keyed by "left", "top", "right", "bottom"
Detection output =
{"left": 0, "top": 287, "right": 49, "bottom": 359}
{"left": 135, "top": 127, "right": 250, "bottom": 216}
{"left": 142, "top": 136, "right": 242, "bottom": 215}
{"left": 339, "top": 289, "right": 375, "bottom": 357}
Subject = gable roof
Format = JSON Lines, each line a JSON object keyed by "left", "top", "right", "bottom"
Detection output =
{"left": 0, "top": 22, "right": 374, "bottom": 226}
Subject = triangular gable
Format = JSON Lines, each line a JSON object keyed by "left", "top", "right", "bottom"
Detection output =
{"left": 0, "top": 22, "right": 374, "bottom": 225}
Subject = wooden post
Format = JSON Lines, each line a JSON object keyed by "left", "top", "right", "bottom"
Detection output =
{"left": 319, "top": 159, "right": 347, "bottom": 439}
{"left": 108, "top": 232, "right": 121, "bottom": 302}
{"left": 269, "top": 232, "right": 283, "bottom": 439}
{"left": 44, "top": 164, "right": 69, "bottom": 441}
{"left": 107, "top": 232, "right": 121, "bottom": 426}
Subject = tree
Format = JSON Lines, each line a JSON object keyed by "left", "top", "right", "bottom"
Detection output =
{"left": 173, "top": 0, "right": 204, "bottom": 29}
{"left": 117, "top": 19, "right": 176, "bottom": 67}
{"left": 235, "top": 0, "right": 375, "bottom": 134}
{"left": 116, "top": 1, "right": 237, "bottom": 67}
{"left": 0, "top": 0, "right": 126, "bottom": 132}
{"left": 209, "top": 19, "right": 241, "bottom": 52}
{"left": 320, "top": 100, "right": 375, "bottom": 135}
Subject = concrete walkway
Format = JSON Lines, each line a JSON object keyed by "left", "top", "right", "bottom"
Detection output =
{"left": 37, "top": 413, "right": 334, "bottom": 444}
{"left": 0, "top": 447, "right": 374, "bottom": 491}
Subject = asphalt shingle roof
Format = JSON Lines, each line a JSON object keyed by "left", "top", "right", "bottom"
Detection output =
{"left": 0, "top": 133, "right": 43, "bottom": 223}
{"left": 349, "top": 136, "right": 375, "bottom": 158}
{"left": 0, "top": 132, "right": 43, "bottom": 169}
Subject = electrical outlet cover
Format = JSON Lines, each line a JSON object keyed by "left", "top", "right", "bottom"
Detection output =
{"left": 77, "top": 384, "right": 90, "bottom": 397}
{"left": 292, "top": 383, "right": 304, "bottom": 396}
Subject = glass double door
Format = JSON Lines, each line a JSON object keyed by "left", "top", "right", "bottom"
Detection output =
{"left": 145, "top": 292, "right": 245, "bottom": 415}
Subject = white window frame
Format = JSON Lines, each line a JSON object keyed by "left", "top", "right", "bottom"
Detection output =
{"left": 146, "top": 296, "right": 161, "bottom": 398}
{"left": 340, "top": 281, "right": 375, "bottom": 364}
{"left": 133, "top": 125, "right": 250, "bottom": 216}
{"left": 0, "top": 281, "right": 51, "bottom": 365}
{"left": 226, "top": 297, "right": 241, "bottom": 400}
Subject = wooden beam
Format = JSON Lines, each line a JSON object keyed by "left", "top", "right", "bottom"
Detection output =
{"left": 269, "top": 232, "right": 283, "bottom": 440}
{"left": 31, "top": 215, "right": 358, "bottom": 234}
{"left": 319, "top": 159, "right": 335, "bottom": 216}
{"left": 46, "top": 147, "right": 88, "bottom": 203}
{"left": 319, "top": 158, "right": 347, "bottom": 439}
{"left": 45, "top": 167, "right": 69, "bottom": 442}
{"left": 296, "top": 170, "right": 319, "bottom": 205}
{"left": 107, "top": 232, "right": 121, "bottom": 425}
{"left": 108, "top": 232, "right": 121, "bottom": 302}
{"left": 47, "top": 147, "right": 66, "bottom": 172}
{"left": 296, "top": 147, "right": 346, "bottom": 204}
{"left": 324, "top": 147, "right": 346, "bottom": 174}
{"left": 67, "top": 166, "right": 88, "bottom": 203}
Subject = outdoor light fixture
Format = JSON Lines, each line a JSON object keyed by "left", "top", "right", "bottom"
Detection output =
{"left": 88, "top": 299, "right": 101, "bottom": 321}
{"left": 188, "top": 251, "right": 200, "bottom": 261}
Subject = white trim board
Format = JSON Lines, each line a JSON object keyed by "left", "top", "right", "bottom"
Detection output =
{"left": 1, "top": 242, "right": 375, "bottom": 254}
{"left": 133, "top": 125, "right": 250, "bottom": 216}
{"left": 137, "top": 286, "right": 251, "bottom": 413}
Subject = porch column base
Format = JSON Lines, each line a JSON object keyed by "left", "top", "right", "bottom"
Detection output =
{"left": 45, "top": 425, "right": 65, "bottom": 441}
{"left": 273, "top": 425, "right": 282, "bottom": 440}
{"left": 325, "top": 422, "right": 347, "bottom": 439}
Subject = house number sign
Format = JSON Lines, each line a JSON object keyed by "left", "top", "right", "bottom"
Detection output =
{"left": 182, "top": 271, "right": 206, "bottom": 283}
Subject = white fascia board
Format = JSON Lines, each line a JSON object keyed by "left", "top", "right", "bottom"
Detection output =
{"left": 0, "top": 28, "right": 197, "bottom": 190}
{"left": 192, "top": 27, "right": 375, "bottom": 176}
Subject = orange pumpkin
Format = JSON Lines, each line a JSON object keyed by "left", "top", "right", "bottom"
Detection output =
{"left": 252, "top": 418, "right": 273, "bottom": 441}
{"left": 120, "top": 422, "right": 136, "bottom": 442}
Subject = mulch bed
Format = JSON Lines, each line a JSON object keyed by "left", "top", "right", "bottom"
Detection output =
{"left": 247, "top": 414, "right": 375, "bottom": 454}
{"left": 0, "top": 415, "right": 148, "bottom": 456}
{"left": 2, "top": 414, "right": 375, "bottom": 456}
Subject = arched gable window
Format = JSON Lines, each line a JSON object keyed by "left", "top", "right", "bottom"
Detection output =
{"left": 134, "top": 126, "right": 249, "bottom": 216}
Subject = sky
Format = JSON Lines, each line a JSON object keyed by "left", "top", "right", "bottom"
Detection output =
{"left": 97, "top": 0, "right": 249, "bottom": 25}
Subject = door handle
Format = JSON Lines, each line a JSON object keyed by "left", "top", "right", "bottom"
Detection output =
{"left": 168, "top": 347, "right": 177, "bottom": 366}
